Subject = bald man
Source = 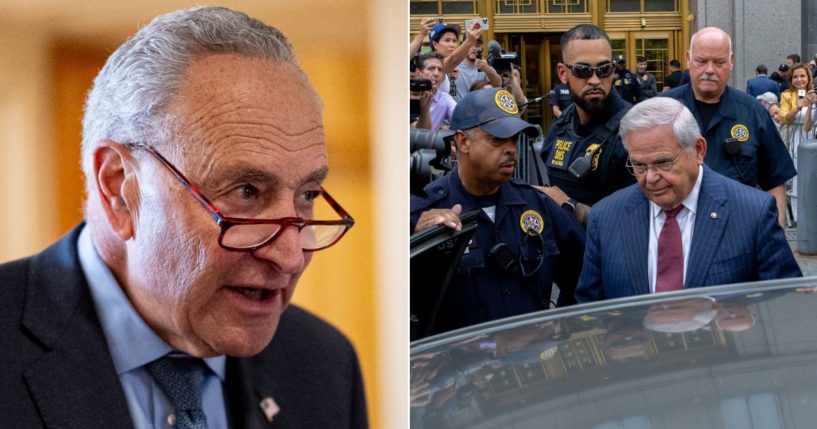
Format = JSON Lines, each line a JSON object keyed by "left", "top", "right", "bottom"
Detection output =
{"left": 662, "top": 27, "right": 795, "bottom": 227}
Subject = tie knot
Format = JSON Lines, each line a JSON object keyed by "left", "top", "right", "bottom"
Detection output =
{"left": 664, "top": 205, "right": 684, "bottom": 220}
{"left": 146, "top": 354, "right": 208, "bottom": 428}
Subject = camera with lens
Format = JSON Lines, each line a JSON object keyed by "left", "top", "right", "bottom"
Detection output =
{"left": 490, "top": 53, "right": 518, "bottom": 76}
{"left": 410, "top": 77, "right": 433, "bottom": 123}
{"left": 410, "top": 128, "right": 452, "bottom": 196}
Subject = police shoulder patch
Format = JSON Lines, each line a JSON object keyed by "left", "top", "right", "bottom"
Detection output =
{"left": 495, "top": 89, "right": 519, "bottom": 114}
{"left": 730, "top": 124, "right": 750, "bottom": 142}
{"left": 520, "top": 210, "right": 545, "bottom": 236}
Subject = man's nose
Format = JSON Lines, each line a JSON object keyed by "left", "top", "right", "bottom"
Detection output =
{"left": 645, "top": 168, "right": 662, "bottom": 183}
{"left": 252, "top": 221, "right": 307, "bottom": 274}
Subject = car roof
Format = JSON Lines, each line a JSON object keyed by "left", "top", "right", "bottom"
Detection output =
{"left": 411, "top": 277, "right": 817, "bottom": 428}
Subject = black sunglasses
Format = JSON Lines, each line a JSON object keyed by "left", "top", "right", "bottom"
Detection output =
{"left": 565, "top": 61, "right": 616, "bottom": 79}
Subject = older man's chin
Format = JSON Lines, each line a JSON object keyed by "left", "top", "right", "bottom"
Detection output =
{"left": 191, "top": 292, "right": 296, "bottom": 357}
{"left": 203, "top": 314, "right": 286, "bottom": 357}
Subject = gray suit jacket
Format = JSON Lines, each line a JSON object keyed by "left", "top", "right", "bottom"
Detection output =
{"left": 576, "top": 166, "right": 802, "bottom": 302}
{"left": 0, "top": 225, "right": 368, "bottom": 428}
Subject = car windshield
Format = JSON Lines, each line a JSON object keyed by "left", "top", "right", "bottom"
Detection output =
{"left": 411, "top": 277, "right": 817, "bottom": 429}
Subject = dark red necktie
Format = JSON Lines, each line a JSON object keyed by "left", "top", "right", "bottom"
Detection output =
{"left": 656, "top": 205, "right": 684, "bottom": 293}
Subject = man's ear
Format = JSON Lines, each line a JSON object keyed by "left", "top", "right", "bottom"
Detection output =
{"left": 557, "top": 63, "right": 568, "bottom": 84}
{"left": 695, "top": 136, "right": 707, "bottom": 163}
{"left": 93, "top": 141, "right": 139, "bottom": 241}
{"left": 453, "top": 131, "right": 470, "bottom": 154}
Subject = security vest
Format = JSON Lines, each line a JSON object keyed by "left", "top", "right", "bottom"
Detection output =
{"left": 542, "top": 93, "right": 635, "bottom": 206}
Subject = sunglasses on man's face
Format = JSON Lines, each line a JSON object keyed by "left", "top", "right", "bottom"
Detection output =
{"left": 565, "top": 61, "right": 616, "bottom": 79}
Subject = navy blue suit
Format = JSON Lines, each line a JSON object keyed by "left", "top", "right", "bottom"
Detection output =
{"left": 576, "top": 166, "right": 802, "bottom": 302}
{"left": 746, "top": 75, "right": 781, "bottom": 99}
{"left": 411, "top": 170, "right": 585, "bottom": 333}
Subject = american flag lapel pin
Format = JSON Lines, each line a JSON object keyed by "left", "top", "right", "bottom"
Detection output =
{"left": 259, "top": 397, "right": 280, "bottom": 422}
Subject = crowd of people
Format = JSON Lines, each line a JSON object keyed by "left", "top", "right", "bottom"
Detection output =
{"left": 748, "top": 56, "right": 817, "bottom": 224}
{"left": 410, "top": 20, "right": 805, "bottom": 337}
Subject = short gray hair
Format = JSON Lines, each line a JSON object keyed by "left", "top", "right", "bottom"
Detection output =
{"left": 756, "top": 92, "right": 779, "bottom": 105}
{"left": 82, "top": 6, "right": 308, "bottom": 191}
{"left": 619, "top": 97, "right": 701, "bottom": 150}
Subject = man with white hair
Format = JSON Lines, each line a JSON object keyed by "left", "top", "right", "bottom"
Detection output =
{"left": 576, "top": 97, "right": 800, "bottom": 303}
{"left": 756, "top": 91, "right": 779, "bottom": 108}
{"left": 0, "top": 7, "right": 367, "bottom": 427}
{"left": 663, "top": 27, "right": 795, "bottom": 227}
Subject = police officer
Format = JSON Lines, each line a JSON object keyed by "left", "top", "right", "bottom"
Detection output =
{"left": 540, "top": 24, "right": 636, "bottom": 225}
{"left": 663, "top": 27, "right": 795, "bottom": 226}
{"left": 549, "top": 82, "right": 573, "bottom": 118}
{"left": 613, "top": 55, "right": 640, "bottom": 104}
{"left": 411, "top": 87, "right": 585, "bottom": 335}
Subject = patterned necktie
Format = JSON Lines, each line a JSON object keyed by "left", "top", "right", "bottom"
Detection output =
{"left": 656, "top": 205, "right": 684, "bottom": 293}
{"left": 146, "top": 354, "right": 208, "bottom": 429}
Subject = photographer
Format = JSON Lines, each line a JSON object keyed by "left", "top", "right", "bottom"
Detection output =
{"left": 506, "top": 64, "right": 528, "bottom": 108}
{"left": 412, "top": 52, "right": 456, "bottom": 132}
{"left": 409, "top": 16, "right": 437, "bottom": 62}
{"left": 452, "top": 37, "right": 501, "bottom": 102}
{"left": 428, "top": 22, "right": 484, "bottom": 95}
{"left": 411, "top": 88, "right": 585, "bottom": 334}
{"left": 485, "top": 41, "right": 527, "bottom": 107}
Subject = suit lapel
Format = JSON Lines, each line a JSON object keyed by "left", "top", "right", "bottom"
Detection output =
{"left": 686, "top": 168, "right": 728, "bottom": 288}
{"left": 22, "top": 226, "right": 133, "bottom": 428}
{"left": 623, "top": 190, "right": 651, "bottom": 296}
{"left": 225, "top": 355, "right": 280, "bottom": 428}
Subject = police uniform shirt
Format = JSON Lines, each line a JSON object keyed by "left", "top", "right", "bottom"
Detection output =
{"left": 662, "top": 84, "right": 796, "bottom": 190}
{"left": 614, "top": 68, "right": 640, "bottom": 104}
{"left": 548, "top": 83, "right": 573, "bottom": 112}
{"left": 541, "top": 89, "right": 636, "bottom": 206}
{"left": 410, "top": 169, "right": 586, "bottom": 334}
{"left": 664, "top": 70, "right": 683, "bottom": 90}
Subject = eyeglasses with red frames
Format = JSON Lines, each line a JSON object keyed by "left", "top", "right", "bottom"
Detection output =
{"left": 138, "top": 145, "right": 354, "bottom": 252}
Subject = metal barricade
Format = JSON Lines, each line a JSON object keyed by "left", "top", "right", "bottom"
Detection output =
{"left": 798, "top": 139, "right": 817, "bottom": 254}
{"left": 780, "top": 118, "right": 814, "bottom": 227}
{"left": 512, "top": 124, "right": 548, "bottom": 186}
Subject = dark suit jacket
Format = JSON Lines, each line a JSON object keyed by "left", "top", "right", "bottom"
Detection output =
{"left": 0, "top": 225, "right": 368, "bottom": 428}
{"left": 576, "top": 166, "right": 802, "bottom": 302}
{"left": 746, "top": 75, "right": 781, "bottom": 99}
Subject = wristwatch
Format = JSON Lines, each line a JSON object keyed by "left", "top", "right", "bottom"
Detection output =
{"left": 561, "top": 198, "right": 578, "bottom": 214}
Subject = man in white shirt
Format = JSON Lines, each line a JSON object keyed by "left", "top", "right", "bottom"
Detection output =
{"left": 575, "top": 97, "right": 801, "bottom": 302}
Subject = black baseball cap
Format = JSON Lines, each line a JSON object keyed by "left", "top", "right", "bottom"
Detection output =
{"left": 450, "top": 88, "right": 537, "bottom": 139}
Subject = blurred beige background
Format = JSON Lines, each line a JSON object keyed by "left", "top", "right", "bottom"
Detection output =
{"left": 0, "top": 0, "right": 407, "bottom": 427}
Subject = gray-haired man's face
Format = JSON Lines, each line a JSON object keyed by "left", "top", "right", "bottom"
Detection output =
{"left": 119, "top": 55, "right": 327, "bottom": 357}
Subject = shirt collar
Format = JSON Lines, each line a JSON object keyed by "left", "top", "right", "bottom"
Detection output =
{"left": 650, "top": 164, "right": 704, "bottom": 218}
{"left": 77, "top": 225, "right": 226, "bottom": 380}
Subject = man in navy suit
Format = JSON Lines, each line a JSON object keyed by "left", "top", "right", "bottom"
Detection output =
{"left": 0, "top": 7, "right": 366, "bottom": 427}
{"left": 576, "top": 97, "right": 801, "bottom": 303}
{"left": 746, "top": 64, "right": 781, "bottom": 99}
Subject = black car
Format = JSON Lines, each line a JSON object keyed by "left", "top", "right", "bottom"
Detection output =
{"left": 411, "top": 277, "right": 817, "bottom": 428}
